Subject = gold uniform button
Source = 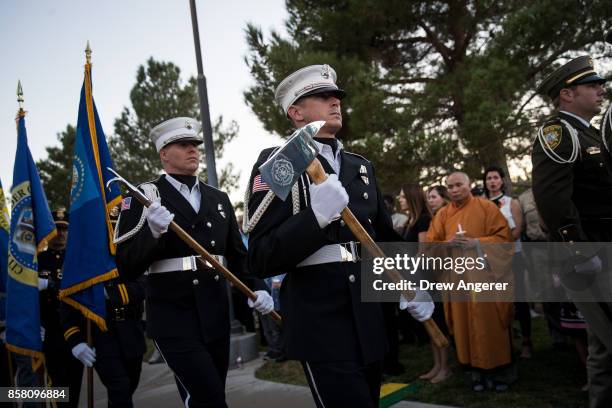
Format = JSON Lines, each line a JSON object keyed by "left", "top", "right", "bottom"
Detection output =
{"left": 363, "top": 192, "right": 369, "bottom": 200}
{"left": 340, "top": 220, "right": 346, "bottom": 227}
{"left": 600, "top": 163, "right": 604, "bottom": 167}
{"left": 55, "top": 254, "right": 60, "bottom": 259}
{"left": 192, "top": 279, "right": 199, "bottom": 285}
{"left": 191, "top": 224, "right": 196, "bottom": 229}
{"left": 206, "top": 222, "right": 212, "bottom": 228}
{"left": 214, "top": 275, "right": 220, "bottom": 281}
{"left": 211, "top": 240, "right": 216, "bottom": 247}
{"left": 349, "top": 274, "right": 356, "bottom": 283}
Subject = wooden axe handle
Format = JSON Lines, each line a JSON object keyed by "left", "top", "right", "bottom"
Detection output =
{"left": 306, "top": 158, "right": 448, "bottom": 348}
{"left": 167, "top": 222, "right": 282, "bottom": 324}
{"left": 129, "top": 192, "right": 282, "bottom": 325}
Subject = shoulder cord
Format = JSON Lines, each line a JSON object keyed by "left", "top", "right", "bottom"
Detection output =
{"left": 537, "top": 119, "right": 580, "bottom": 164}
{"left": 113, "top": 183, "right": 160, "bottom": 244}
{"left": 243, "top": 173, "right": 309, "bottom": 234}
{"left": 602, "top": 105, "right": 612, "bottom": 152}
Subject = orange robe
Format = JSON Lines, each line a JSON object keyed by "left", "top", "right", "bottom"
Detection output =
{"left": 427, "top": 195, "right": 514, "bottom": 370}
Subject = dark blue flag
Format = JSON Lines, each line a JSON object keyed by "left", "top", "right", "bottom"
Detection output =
{"left": 59, "top": 61, "right": 122, "bottom": 331}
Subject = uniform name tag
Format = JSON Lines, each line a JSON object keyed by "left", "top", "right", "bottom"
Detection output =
{"left": 586, "top": 146, "right": 601, "bottom": 155}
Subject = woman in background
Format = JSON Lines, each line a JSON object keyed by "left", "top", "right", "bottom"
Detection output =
{"left": 427, "top": 185, "right": 450, "bottom": 215}
{"left": 483, "top": 165, "right": 532, "bottom": 359}
{"left": 400, "top": 184, "right": 451, "bottom": 383}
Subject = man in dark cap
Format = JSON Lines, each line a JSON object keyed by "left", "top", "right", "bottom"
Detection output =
{"left": 532, "top": 55, "right": 611, "bottom": 407}
{"left": 245, "top": 65, "right": 434, "bottom": 407}
{"left": 38, "top": 209, "right": 83, "bottom": 407}
{"left": 59, "top": 205, "right": 147, "bottom": 407}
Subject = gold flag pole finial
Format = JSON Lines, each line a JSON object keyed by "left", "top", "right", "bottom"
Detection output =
{"left": 85, "top": 41, "right": 92, "bottom": 64}
{"left": 17, "top": 80, "right": 24, "bottom": 113}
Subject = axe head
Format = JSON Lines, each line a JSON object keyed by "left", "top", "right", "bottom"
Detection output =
{"left": 258, "top": 120, "right": 325, "bottom": 201}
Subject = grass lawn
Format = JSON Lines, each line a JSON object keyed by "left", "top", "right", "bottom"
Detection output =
{"left": 255, "top": 315, "right": 589, "bottom": 407}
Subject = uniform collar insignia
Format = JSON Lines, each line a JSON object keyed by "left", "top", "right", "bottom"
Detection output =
{"left": 218, "top": 203, "right": 226, "bottom": 218}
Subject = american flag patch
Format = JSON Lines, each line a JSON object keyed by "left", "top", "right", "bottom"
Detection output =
{"left": 252, "top": 175, "right": 270, "bottom": 193}
{"left": 121, "top": 197, "right": 132, "bottom": 211}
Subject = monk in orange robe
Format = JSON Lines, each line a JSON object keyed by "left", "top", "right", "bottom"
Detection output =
{"left": 427, "top": 172, "right": 514, "bottom": 390}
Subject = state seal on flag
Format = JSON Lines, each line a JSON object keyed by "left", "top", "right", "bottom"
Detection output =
{"left": 71, "top": 157, "right": 86, "bottom": 204}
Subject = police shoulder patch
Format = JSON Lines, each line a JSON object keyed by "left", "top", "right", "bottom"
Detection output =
{"left": 542, "top": 124, "right": 563, "bottom": 150}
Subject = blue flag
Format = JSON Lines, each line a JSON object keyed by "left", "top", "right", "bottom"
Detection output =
{"left": 59, "top": 62, "right": 122, "bottom": 331}
{"left": 0, "top": 179, "right": 10, "bottom": 330}
{"left": 6, "top": 113, "right": 57, "bottom": 369}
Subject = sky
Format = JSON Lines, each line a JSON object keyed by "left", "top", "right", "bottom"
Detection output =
{"left": 0, "top": 0, "right": 287, "bottom": 203}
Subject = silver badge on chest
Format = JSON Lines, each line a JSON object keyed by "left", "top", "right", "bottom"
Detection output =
{"left": 359, "top": 164, "right": 369, "bottom": 185}
{"left": 218, "top": 203, "right": 226, "bottom": 218}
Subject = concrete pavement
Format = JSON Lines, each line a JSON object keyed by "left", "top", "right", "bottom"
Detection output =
{"left": 77, "top": 356, "right": 454, "bottom": 407}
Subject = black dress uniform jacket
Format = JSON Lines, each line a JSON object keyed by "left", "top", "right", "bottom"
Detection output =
{"left": 39, "top": 248, "right": 84, "bottom": 406}
{"left": 39, "top": 249, "right": 66, "bottom": 351}
{"left": 532, "top": 111, "right": 612, "bottom": 244}
{"left": 115, "top": 175, "right": 258, "bottom": 342}
{"left": 248, "top": 147, "right": 398, "bottom": 364}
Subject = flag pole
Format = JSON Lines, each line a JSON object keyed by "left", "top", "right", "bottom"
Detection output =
{"left": 87, "top": 319, "right": 93, "bottom": 408}
{"left": 84, "top": 42, "right": 94, "bottom": 408}
{"left": 7, "top": 82, "right": 22, "bottom": 407}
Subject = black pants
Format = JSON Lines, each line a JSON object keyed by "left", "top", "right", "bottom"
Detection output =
{"left": 45, "top": 336, "right": 83, "bottom": 408}
{"left": 301, "top": 360, "right": 383, "bottom": 408}
{"left": 94, "top": 331, "right": 143, "bottom": 408}
{"left": 155, "top": 337, "right": 229, "bottom": 408}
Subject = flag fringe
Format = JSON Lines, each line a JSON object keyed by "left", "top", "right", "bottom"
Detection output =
{"left": 58, "top": 268, "right": 118, "bottom": 300}
{"left": 61, "top": 296, "right": 108, "bottom": 332}
{"left": 6, "top": 344, "right": 45, "bottom": 371}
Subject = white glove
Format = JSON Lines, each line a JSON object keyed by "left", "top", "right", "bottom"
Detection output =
{"left": 399, "top": 291, "right": 434, "bottom": 322}
{"left": 38, "top": 278, "right": 48, "bottom": 291}
{"left": 309, "top": 174, "right": 349, "bottom": 228}
{"left": 575, "top": 255, "right": 602, "bottom": 275}
{"left": 72, "top": 343, "right": 96, "bottom": 367}
{"left": 146, "top": 200, "right": 174, "bottom": 238}
{"left": 248, "top": 290, "right": 274, "bottom": 315}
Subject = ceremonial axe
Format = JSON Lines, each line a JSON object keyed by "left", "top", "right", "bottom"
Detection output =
{"left": 259, "top": 121, "right": 448, "bottom": 348}
{"left": 106, "top": 168, "right": 282, "bottom": 324}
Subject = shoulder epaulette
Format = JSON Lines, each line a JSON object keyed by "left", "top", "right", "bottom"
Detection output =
{"left": 113, "top": 181, "right": 160, "bottom": 244}
{"left": 537, "top": 117, "right": 580, "bottom": 164}
{"left": 344, "top": 151, "right": 370, "bottom": 162}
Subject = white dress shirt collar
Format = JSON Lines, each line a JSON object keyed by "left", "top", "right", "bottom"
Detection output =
{"left": 164, "top": 174, "right": 201, "bottom": 212}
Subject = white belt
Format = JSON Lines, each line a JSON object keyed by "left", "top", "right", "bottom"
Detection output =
{"left": 297, "top": 242, "right": 361, "bottom": 267}
{"left": 148, "top": 255, "right": 225, "bottom": 275}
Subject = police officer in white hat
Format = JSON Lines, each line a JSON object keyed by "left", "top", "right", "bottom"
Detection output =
{"left": 115, "top": 117, "right": 274, "bottom": 408}
{"left": 245, "top": 65, "right": 434, "bottom": 407}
